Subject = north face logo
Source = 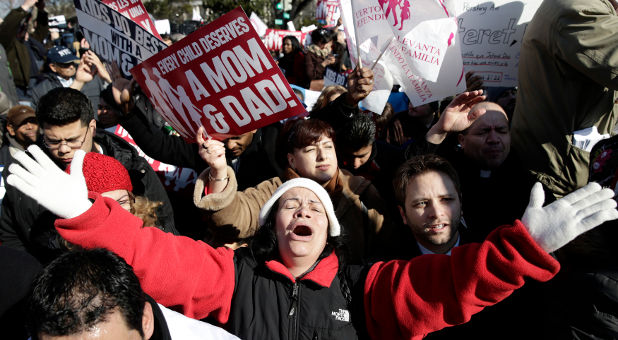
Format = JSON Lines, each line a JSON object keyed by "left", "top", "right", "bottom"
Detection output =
{"left": 331, "top": 308, "right": 350, "bottom": 322}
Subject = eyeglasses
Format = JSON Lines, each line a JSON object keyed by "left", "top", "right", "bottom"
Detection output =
{"left": 43, "top": 127, "right": 90, "bottom": 150}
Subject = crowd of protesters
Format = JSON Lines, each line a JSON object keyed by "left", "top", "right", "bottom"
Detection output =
{"left": 1, "top": 0, "right": 618, "bottom": 339}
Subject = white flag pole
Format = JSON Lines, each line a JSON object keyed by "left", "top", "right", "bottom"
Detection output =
{"left": 371, "top": 36, "right": 395, "bottom": 70}
{"left": 350, "top": 0, "right": 363, "bottom": 68}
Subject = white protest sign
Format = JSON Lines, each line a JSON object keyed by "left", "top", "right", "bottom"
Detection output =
{"left": 457, "top": 0, "right": 542, "bottom": 87}
{"left": 340, "top": 0, "right": 465, "bottom": 110}
{"left": 155, "top": 19, "right": 171, "bottom": 35}
{"left": 249, "top": 12, "right": 268, "bottom": 37}
{"left": 74, "top": 0, "right": 168, "bottom": 78}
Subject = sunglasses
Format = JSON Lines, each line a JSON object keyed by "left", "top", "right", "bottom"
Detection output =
{"left": 54, "top": 62, "right": 76, "bottom": 68}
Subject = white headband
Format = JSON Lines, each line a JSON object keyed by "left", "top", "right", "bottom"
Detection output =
{"left": 258, "top": 178, "right": 341, "bottom": 237}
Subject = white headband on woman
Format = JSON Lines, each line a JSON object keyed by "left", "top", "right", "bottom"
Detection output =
{"left": 258, "top": 178, "right": 341, "bottom": 237}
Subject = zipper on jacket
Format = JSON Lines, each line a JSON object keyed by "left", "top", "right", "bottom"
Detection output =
{"left": 288, "top": 282, "right": 300, "bottom": 339}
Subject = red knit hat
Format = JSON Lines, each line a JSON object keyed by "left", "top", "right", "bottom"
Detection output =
{"left": 66, "top": 152, "right": 133, "bottom": 193}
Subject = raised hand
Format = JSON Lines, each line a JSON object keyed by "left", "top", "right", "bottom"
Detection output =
{"left": 522, "top": 182, "right": 618, "bottom": 253}
{"left": 345, "top": 66, "right": 374, "bottom": 105}
{"left": 7, "top": 145, "right": 92, "bottom": 219}
{"left": 425, "top": 90, "right": 486, "bottom": 144}
{"left": 111, "top": 62, "right": 134, "bottom": 113}
{"left": 196, "top": 126, "right": 228, "bottom": 192}
{"left": 83, "top": 50, "right": 112, "bottom": 83}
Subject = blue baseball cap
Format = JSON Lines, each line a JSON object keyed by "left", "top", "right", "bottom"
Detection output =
{"left": 47, "top": 46, "right": 79, "bottom": 64}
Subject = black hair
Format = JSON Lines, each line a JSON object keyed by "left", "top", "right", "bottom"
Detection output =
{"left": 310, "top": 28, "right": 335, "bottom": 46}
{"left": 28, "top": 248, "right": 146, "bottom": 339}
{"left": 250, "top": 201, "right": 348, "bottom": 263}
{"left": 249, "top": 197, "right": 353, "bottom": 305}
{"left": 337, "top": 114, "right": 376, "bottom": 152}
{"left": 36, "top": 87, "right": 94, "bottom": 127}
{"left": 282, "top": 35, "right": 302, "bottom": 55}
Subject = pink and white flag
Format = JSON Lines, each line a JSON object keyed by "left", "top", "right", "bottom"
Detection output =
{"left": 340, "top": 0, "right": 465, "bottom": 110}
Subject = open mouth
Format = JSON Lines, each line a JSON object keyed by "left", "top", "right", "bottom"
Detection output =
{"left": 425, "top": 223, "right": 447, "bottom": 232}
{"left": 293, "top": 225, "right": 312, "bottom": 237}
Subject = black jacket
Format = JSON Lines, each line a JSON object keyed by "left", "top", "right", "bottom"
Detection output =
{"left": 224, "top": 248, "right": 369, "bottom": 340}
{"left": 30, "top": 71, "right": 105, "bottom": 114}
{"left": 405, "top": 137, "right": 534, "bottom": 242}
{"left": 0, "top": 129, "right": 177, "bottom": 263}
{"left": 120, "top": 109, "right": 282, "bottom": 190}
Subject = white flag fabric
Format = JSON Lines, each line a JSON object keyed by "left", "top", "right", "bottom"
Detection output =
{"left": 339, "top": 0, "right": 466, "bottom": 110}
{"left": 249, "top": 12, "right": 268, "bottom": 37}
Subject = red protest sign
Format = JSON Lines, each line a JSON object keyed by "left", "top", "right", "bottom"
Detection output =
{"left": 316, "top": 0, "right": 340, "bottom": 26}
{"left": 131, "top": 7, "right": 306, "bottom": 142}
{"left": 262, "top": 29, "right": 307, "bottom": 51}
{"left": 102, "top": 0, "right": 162, "bottom": 39}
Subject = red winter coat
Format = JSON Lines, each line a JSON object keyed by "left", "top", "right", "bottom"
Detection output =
{"left": 54, "top": 195, "right": 560, "bottom": 339}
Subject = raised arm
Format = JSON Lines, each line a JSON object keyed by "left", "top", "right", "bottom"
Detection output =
{"left": 6, "top": 146, "right": 236, "bottom": 321}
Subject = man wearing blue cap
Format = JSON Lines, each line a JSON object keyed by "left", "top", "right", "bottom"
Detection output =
{"left": 30, "top": 45, "right": 111, "bottom": 113}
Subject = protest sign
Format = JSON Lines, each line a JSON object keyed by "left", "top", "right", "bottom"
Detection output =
{"left": 262, "top": 29, "right": 307, "bottom": 51}
{"left": 456, "top": 0, "right": 541, "bottom": 87}
{"left": 323, "top": 68, "right": 348, "bottom": 87}
{"left": 74, "top": 0, "right": 167, "bottom": 78}
{"left": 249, "top": 12, "right": 268, "bottom": 37}
{"left": 155, "top": 19, "right": 171, "bottom": 35}
{"left": 317, "top": 0, "right": 341, "bottom": 26}
{"left": 131, "top": 7, "right": 307, "bottom": 141}
{"left": 339, "top": 0, "right": 465, "bottom": 110}
{"left": 48, "top": 15, "right": 66, "bottom": 28}
{"left": 101, "top": 0, "right": 161, "bottom": 39}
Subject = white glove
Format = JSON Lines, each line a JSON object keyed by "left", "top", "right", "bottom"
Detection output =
{"left": 6, "top": 145, "right": 92, "bottom": 219}
{"left": 522, "top": 182, "right": 618, "bottom": 253}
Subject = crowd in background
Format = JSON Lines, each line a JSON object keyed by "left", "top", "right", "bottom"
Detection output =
{"left": 1, "top": 0, "right": 618, "bottom": 339}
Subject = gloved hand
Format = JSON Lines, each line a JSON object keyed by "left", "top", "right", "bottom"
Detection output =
{"left": 7, "top": 145, "right": 92, "bottom": 219}
{"left": 522, "top": 182, "right": 618, "bottom": 253}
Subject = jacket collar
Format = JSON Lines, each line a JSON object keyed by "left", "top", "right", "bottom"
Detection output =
{"left": 264, "top": 251, "right": 339, "bottom": 287}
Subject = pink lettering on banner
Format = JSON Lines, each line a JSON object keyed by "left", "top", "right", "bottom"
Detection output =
{"left": 397, "top": 36, "right": 441, "bottom": 66}
{"left": 102, "top": 0, "right": 162, "bottom": 39}
{"left": 132, "top": 7, "right": 306, "bottom": 142}
{"left": 354, "top": 5, "right": 386, "bottom": 29}
{"left": 389, "top": 44, "right": 433, "bottom": 102}
{"left": 262, "top": 29, "right": 307, "bottom": 51}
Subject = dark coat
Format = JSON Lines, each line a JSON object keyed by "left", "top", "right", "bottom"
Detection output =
{"left": 30, "top": 71, "right": 105, "bottom": 114}
{"left": 0, "top": 129, "right": 177, "bottom": 263}
{"left": 405, "top": 137, "right": 534, "bottom": 242}
{"left": 0, "top": 7, "right": 47, "bottom": 89}
{"left": 279, "top": 50, "right": 309, "bottom": 88}
{"left": 120, "top": 109, "right": 282, "bottom": 190}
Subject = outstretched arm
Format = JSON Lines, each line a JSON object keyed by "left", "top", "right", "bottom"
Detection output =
{"left": 6, "top": 146, "right": 236, "bottom": 321}
{"left": 365, "top": 182, "right": 617, "bottom": 339}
